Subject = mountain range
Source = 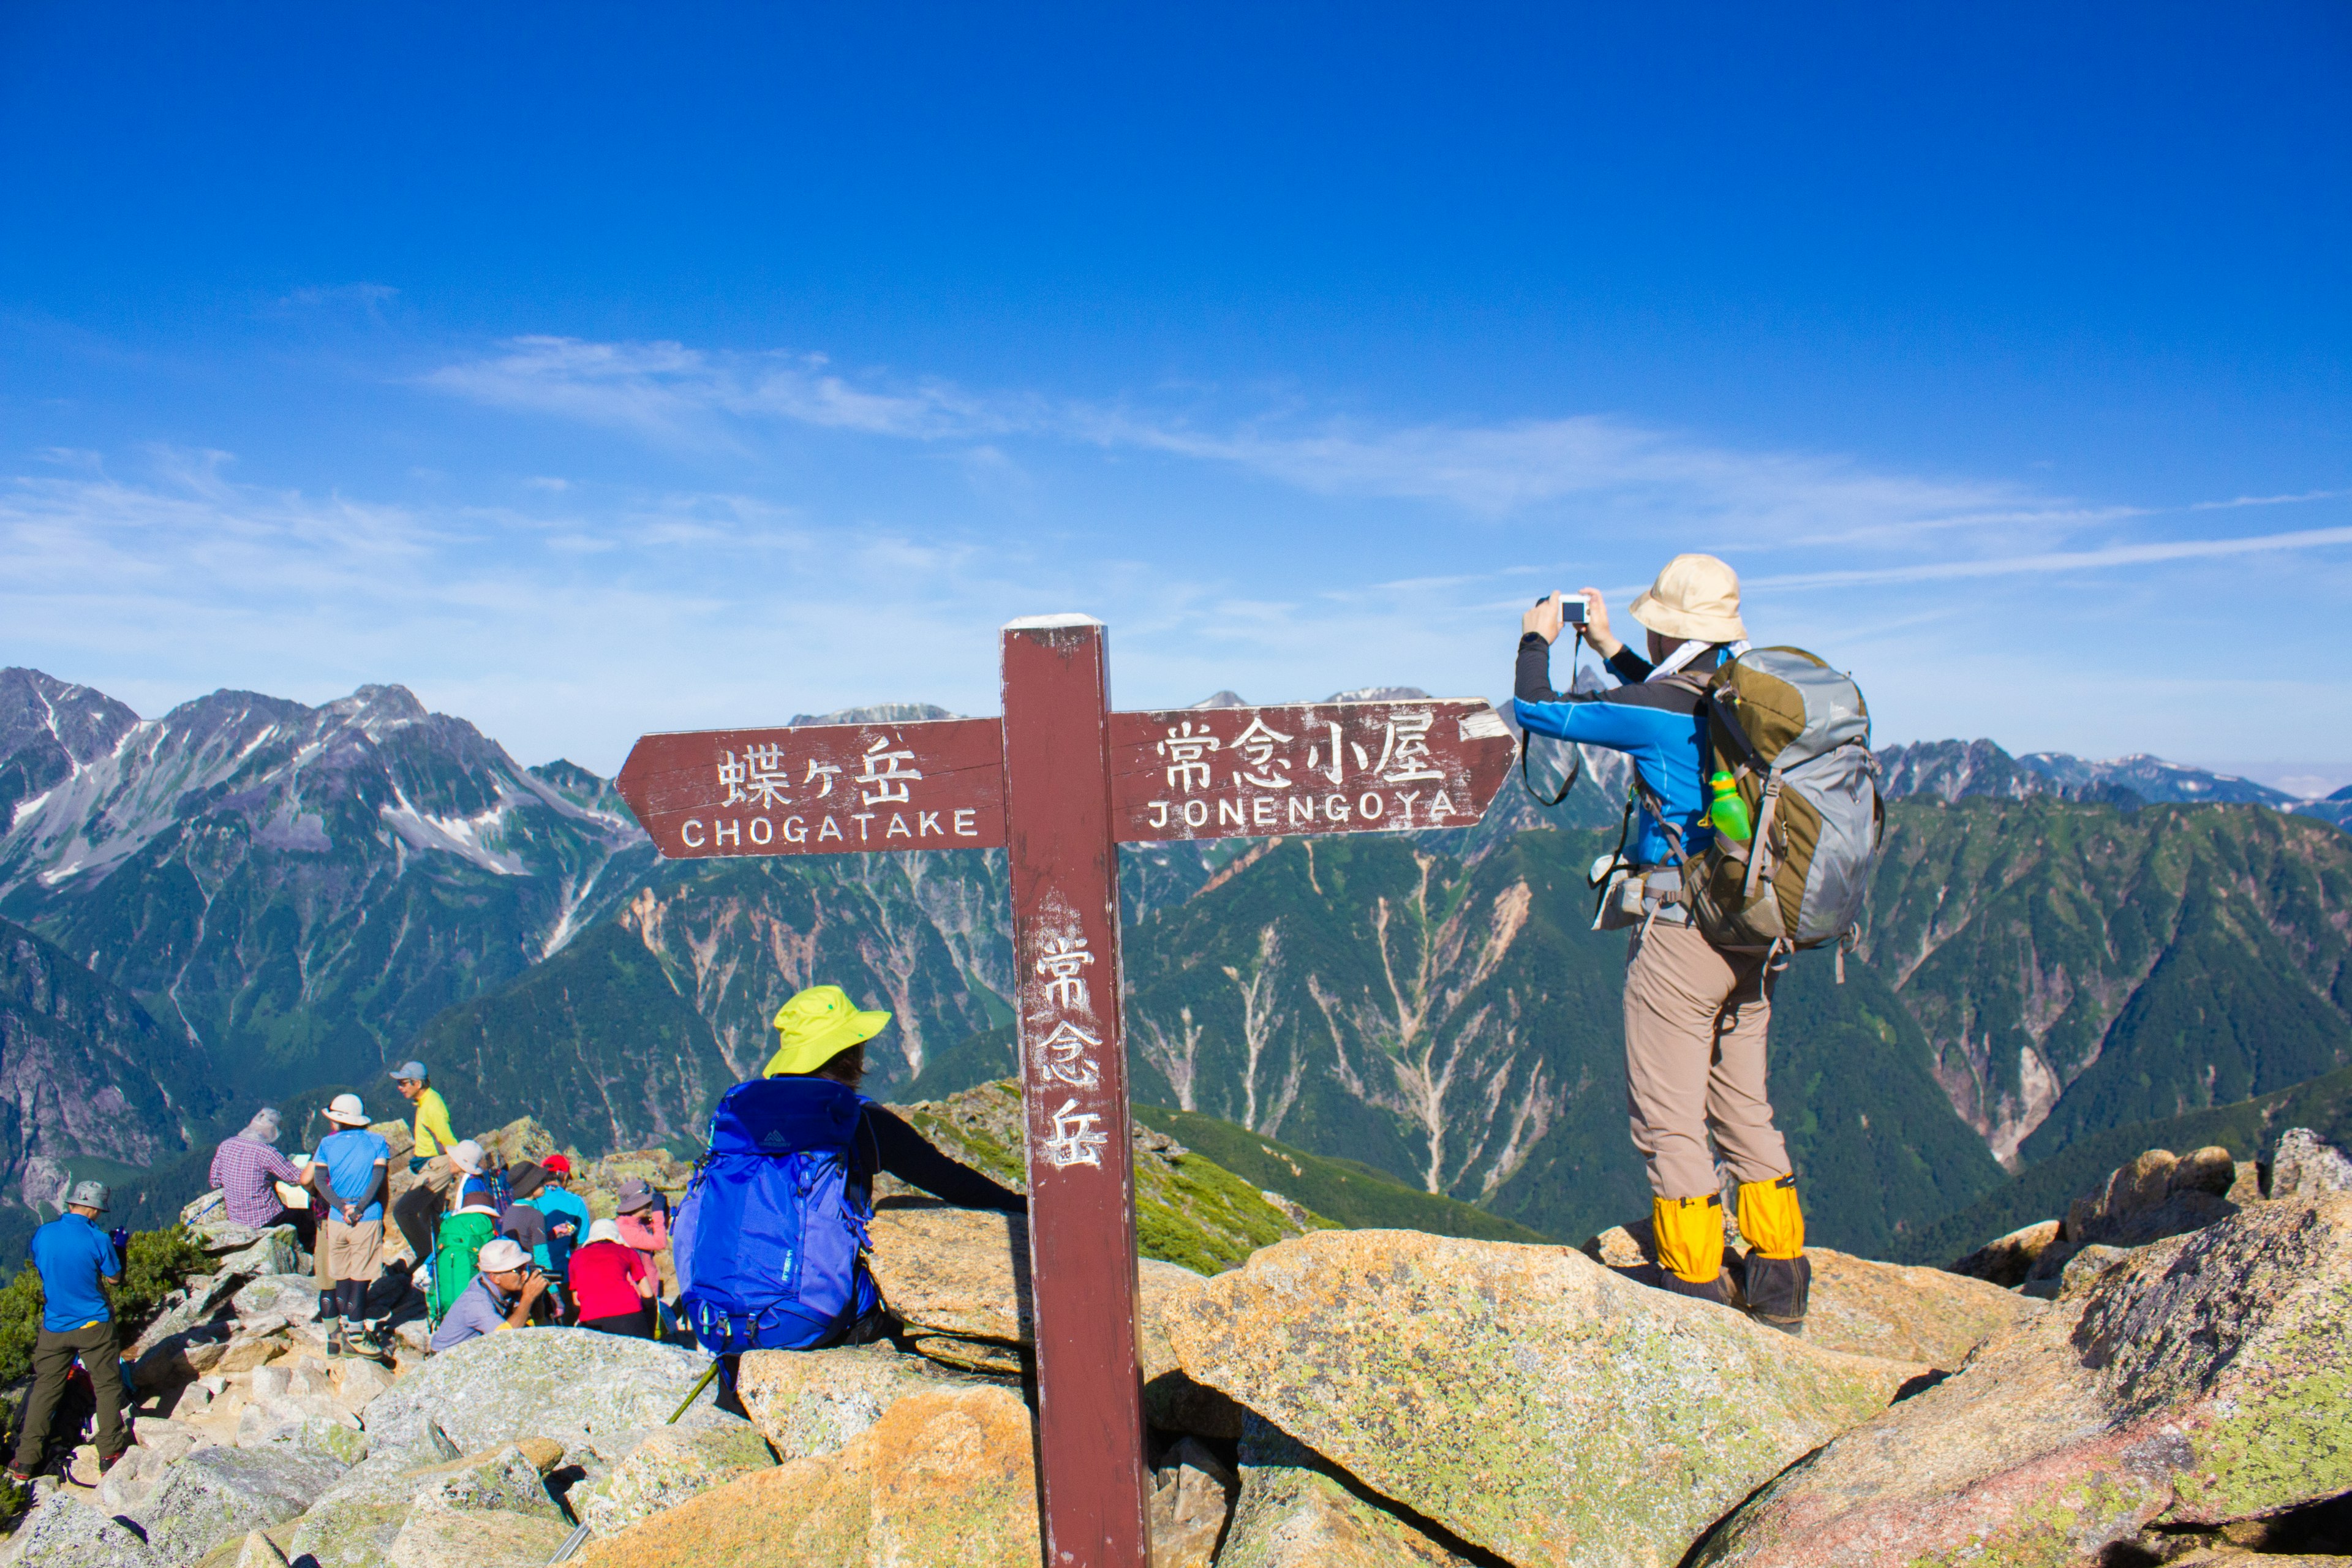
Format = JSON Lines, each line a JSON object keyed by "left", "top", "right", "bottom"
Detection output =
{"left": 3, "top": 665, "right": 2348, "bottom": 1264}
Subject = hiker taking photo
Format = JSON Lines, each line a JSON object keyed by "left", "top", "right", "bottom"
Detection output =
{"left": 674, "top": 984, "right": 1024, "bottom": 1353}
{"left": 1515, "top": 555, "right": 1882, "bottom": 1330}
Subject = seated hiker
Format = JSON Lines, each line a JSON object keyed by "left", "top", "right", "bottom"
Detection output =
{"left": 307, "top": 1094, "right": 394, "bottom": 1363}
{"left": 429, "top": 1238, "right": 548, "bottom": 1351}
{"left": 674, "top": 984, "right": 1024, "bottom": 1354}
{"left": 424, "top": 1152, "right": 503, "bottom": 1325}
{"left": 568, "top": 1218, "right": 657, "bottom": 1338}
{"left": 208, "top": 1107, "right": 317, "bottom": 1257}
{"left": 388, "top": 1060, "right": 461, "bottom": 1264}
{"left": 534, "top": 1154, "right": 590, "bottom": 1284}
{"left": 496, "top": 1163, "right": 567, "bottom": 1322}
{"left": 7, "top": 1183, "right": 127, "bottom": 1483}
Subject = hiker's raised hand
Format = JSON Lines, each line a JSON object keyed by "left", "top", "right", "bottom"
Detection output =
{"left": 1522, "top": 592, "right": 1566, "bottom": 644}
{"left": 1580, "top": 587, "right": 1622, "bottom": 658}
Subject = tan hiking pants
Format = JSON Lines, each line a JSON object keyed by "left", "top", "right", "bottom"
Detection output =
{"left": 1623, "top": 920, "right": 1791, "bottom": 1200}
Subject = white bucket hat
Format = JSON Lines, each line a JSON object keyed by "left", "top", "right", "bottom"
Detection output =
{"left": 477, "top": 1238, "right": 529, "bottom": 1274}
{"left": 448, "top": 1139, "right": 487, "bottom": 1176}
{"left": 1629, "top": 554, "right": 1747, "bottom": 643}
{"left": 323, "top": 1093, "right": 371, "bottom": 1126}
{"left": 585, "top": 1218, "right": 622, "bottom": 1246}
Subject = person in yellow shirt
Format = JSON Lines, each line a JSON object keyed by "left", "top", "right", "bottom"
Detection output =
{"left": 389, "top": 1060, "right": 461, "bottom": 1265}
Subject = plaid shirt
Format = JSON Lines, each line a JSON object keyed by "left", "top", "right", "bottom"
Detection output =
{"left": 209, "top": 1136, "right": 303, "bottom": 1226}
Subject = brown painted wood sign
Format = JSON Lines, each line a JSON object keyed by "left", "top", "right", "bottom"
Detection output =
{"left": 611, "top": 617, "right": 1517, "bottom": 1568}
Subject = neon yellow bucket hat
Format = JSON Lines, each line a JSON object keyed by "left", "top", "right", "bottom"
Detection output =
{"left": 764, "top": 984, "right": 893, "bottom": 1076}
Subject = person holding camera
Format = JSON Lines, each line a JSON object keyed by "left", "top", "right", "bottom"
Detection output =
{"left": 428, "top": 1237, "right": 550, "bottom": 1351}
{"left": 1514, "top": 554, "right": 1810, "bottom": 1330}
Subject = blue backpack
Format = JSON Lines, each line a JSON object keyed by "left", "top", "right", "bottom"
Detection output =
{"left": 673, "top": 1076, "right": 880, "bottom": 1353}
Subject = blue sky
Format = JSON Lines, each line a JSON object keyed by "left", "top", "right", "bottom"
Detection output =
{"left": 4, "top": 4, "right": 2349, "bottom": 788}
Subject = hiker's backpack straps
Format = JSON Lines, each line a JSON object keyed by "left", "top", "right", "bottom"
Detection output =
{"left": 673, "top": 1076, "right": 876, "bottom": 1354}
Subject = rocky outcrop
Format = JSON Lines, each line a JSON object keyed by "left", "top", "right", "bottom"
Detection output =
{"left": 354, "top": 1328, "right": 726, "bottom": 1477}
{"left": 735, "top": 1344, "right": 974, "bottom": 1461}
{"left": 1695, "top": 1195, "right": 2352, "bottom": 1566}
{"left": 2271, "top": 1127, "right": 2352, "bottom": 1197}
{"left": 1164, "top": 1229, "right": 1918, "bottom": 1568}
{"left": 577, "top": 1385, "right": 1042, "bottom": 1568}
{"left": 575, "top": 1423, "right": 777, "bottom": 1538}
{"left": 1588, "top": 1223, "right": 2032, "bottom": 1371}
{"left": 1215, "top": 1418, "right": 1471, "bottom": 1568}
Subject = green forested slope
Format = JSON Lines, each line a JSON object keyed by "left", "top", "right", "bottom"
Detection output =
{"left": 1131, "top": 1105, "right": 1552, "bottom": 1242}
{"left": 1860, "top": 797, "right": 2352, "bottom": 1166}
{"left": 402, "top": 923, "right": 734, "bottom": 1156}
{"left": 1902, "top": 1063, "right": 2352, "bottom": 1265}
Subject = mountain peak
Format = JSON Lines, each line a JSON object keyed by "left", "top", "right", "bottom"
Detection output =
{"left": 1190, "top": 691, "right": 1248, "bottom": 709}
{"left": 785, "top": 702, "right": 960, "bottom": 726}
{"left": 1325, "top": 685, "right": 1431, "bottom": 703}
{"left": 318, "top": 683, "right": 430, "bottom": 736}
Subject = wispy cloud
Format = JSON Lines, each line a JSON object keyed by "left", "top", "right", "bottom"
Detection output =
{"left": 1747, "top": 524, "right": 2352, "bottom": 591}
{"left": 423, "top": 336, "right": 2064, "bottom": 541}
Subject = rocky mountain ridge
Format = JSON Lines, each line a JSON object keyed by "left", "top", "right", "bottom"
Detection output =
{"left": 6, "top": 666, "right": 2351, "bottom": 1265}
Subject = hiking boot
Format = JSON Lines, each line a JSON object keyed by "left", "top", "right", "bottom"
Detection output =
{"left": 96, "top": 1449, "right": 126, "bottom": 1478}
{"left": 6, "top": 1462, "right": 39, "bottom": 1486}
{"left": 1656, "top": 1267, "right": 1740, "bottom": 1308}
{"left": 1743, "top": 1253, "right": 1811, "bottom": 1333}
{"left": 349, "top": 1323, "right": 396, "bottom": 1366}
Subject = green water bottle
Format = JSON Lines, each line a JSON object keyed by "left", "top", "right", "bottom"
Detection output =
{"left": 1708, "top": 772, "right": 1752, "bottom": 842}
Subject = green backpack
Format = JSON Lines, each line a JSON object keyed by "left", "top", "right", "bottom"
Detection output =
{"left": 427, "top": 1210, "right": 495, "bottom": 1326}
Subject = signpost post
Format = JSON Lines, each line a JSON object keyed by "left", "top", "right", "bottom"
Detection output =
{"left": 614, "top": 614, "right": 1517, "bottom": 1567}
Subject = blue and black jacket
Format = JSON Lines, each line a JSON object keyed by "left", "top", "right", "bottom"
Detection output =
{"left": 1513, "top": 633, "right": 1717, "bottom": 869}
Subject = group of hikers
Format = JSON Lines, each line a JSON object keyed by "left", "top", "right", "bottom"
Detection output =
{"left": 9, "top": 553, "right": 1871, "bottom": 1492}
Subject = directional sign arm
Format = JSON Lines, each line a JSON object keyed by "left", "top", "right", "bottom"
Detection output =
{"left": 1107, "top": 698, "right": 1515, "bottom": 844}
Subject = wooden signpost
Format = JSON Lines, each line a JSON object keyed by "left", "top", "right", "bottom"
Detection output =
{"left": 614, "top": 615, "right": 1516, "bottom": 1567}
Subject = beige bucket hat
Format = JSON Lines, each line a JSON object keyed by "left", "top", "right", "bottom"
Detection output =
{"left": 1629, "top": 554, "right": 1747, "bottom": 643}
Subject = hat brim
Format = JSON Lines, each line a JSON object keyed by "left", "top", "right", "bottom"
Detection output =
{"left": 764, "top": 1006, "right": 892, "bottom": 1077}
{"left": 323, "top": 1112, "right": 371, "bottom": 1126}
{"left": 1627, "top": 590, "right": 1747, "bottom": 644}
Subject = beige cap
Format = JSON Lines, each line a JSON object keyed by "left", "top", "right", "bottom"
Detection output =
{"left": 477, "top": 1238, "right": 529, "bottom": 1273}
{"left": 1629, "top": 554, "right": 1747, "bottom": 643}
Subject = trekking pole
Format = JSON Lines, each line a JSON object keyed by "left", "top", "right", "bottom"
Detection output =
{"left": 665, "top": 1360, "right": 719, "bottom": 1425}
{"left": 546, "top": 1520, "right": 592, "bottom": 1563}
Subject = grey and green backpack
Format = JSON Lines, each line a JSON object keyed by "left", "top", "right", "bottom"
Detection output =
{"left": 1677, "top": 647, "right": 1885, "bottom": 960}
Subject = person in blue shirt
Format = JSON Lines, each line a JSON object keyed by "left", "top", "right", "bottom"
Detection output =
{"left": 8, "top": 1182, "right": 127, "bottom": 1481}
{"left": 532, "top": 1155, "right": 592, "bottom": 1289}
{"left": 307, "top": 1093, "right": 393, "bottom": 1363}
{"left": 1515, "top": 556, "right": 1811, "bottom": 1331}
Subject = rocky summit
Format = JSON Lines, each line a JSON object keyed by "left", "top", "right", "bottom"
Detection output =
{"left": 6, "top": 1121, "right": 2348, "bottom": 1566}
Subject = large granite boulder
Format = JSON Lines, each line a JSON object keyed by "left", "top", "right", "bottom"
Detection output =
{"left": 356, "top": 1328, "right": 726, "bottom": 1477}
{"left": 734, "top": 1344, "right": 972, "bottom": 1461}
{"left": 131, "top": 1442, "right": 351, "bottom": 1566}
{"left": 1695, "top": 1194, "right": 2352, "bottom": 1566}
{"left": 575, "top": 1422, "right": 777, "bottom": 1537}
{"left": 1215, "top": 1418, "right": 1473, "bottom": 1568}
{"left": 1164, "top": 1229, "right": 1917, "bottom": 1568}
{"left": 576, "top": 1385, "right": 1041, "bottom": 1568}
{"left": 2271, "top": 1128, "right": 2352, "bottom": 1198}
{"left": 2021, "top": 1144, "right": 2252, "bottom": 1292}
{"left": 1796, "top": 1248, "right": 2038, "bottom": 1368}
{"left": 279, "top": 1439, "right": 565, "bottom": 1568}
{"left": 0, "top": 1493, "right": 162, "bottom": 1567}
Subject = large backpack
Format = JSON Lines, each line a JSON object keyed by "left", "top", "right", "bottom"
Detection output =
{"left": 673, "top": 1076, "right": 879, "bottom": 1354}
{"left": 1663, "top": 647, "right": 1886, "bottom": 959}
{"left": 426, "top": 1210, "right": 495, "bottom": 1327}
